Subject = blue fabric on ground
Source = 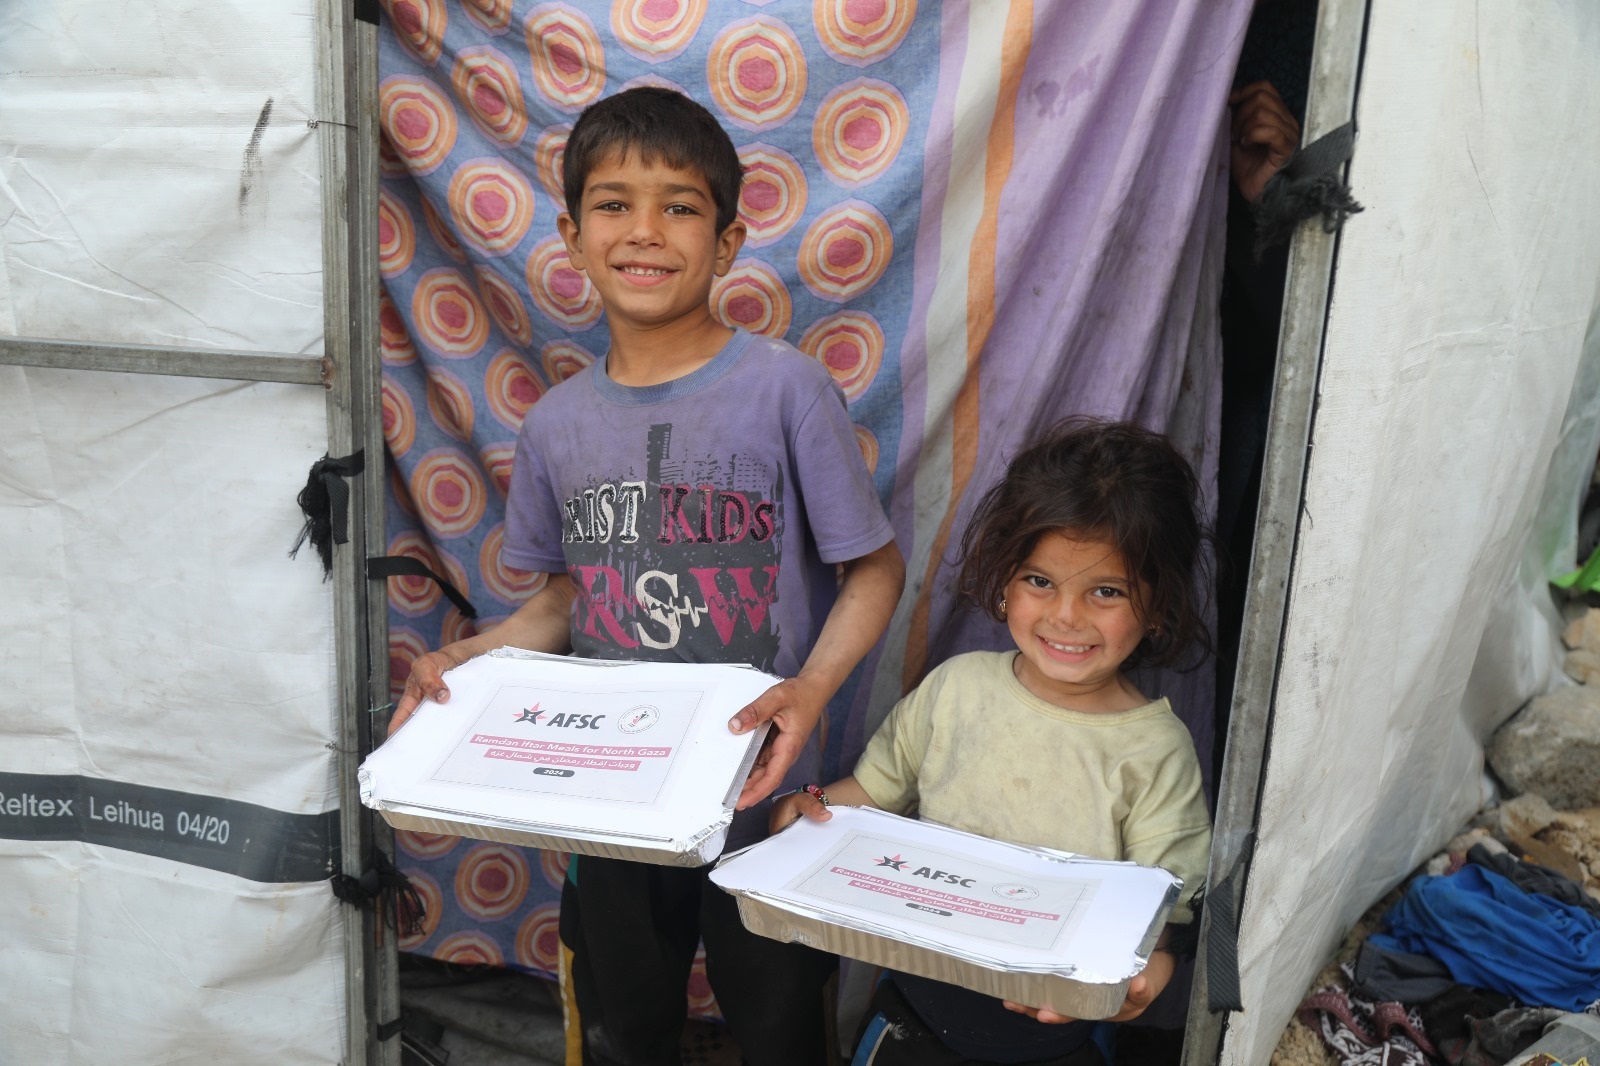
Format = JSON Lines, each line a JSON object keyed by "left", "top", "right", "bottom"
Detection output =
{"left": 1367, "top": 865, "right": 1600, "bottom": 1011}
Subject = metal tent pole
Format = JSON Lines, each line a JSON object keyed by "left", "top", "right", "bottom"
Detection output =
{"left": 314, "top": 0, "right": 396, "bottom": 1062}
{"left": 1181, "top": 1, "right": 1372, "bottom": 1063}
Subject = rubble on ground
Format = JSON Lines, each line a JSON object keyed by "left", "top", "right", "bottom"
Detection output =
{"left": 1488, "top": 686, "right": 1600, "bottom": 810}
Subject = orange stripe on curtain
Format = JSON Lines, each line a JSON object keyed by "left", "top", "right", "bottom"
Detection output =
{"left": 903, "top": 0, "right": 1034, "bottom": 691}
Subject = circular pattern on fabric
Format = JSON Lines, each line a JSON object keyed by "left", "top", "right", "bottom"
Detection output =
{"left": 379, "top": 132, "right": 409, "bottom": 179}
{"left": 412, "top": 268, "right": 491, "bottom": 358}
{"left": 513, "top": 902, "right": 563, "bottom": 972}
{"left": 382, "top": 374, "right": 417, "bottom": 457}
{"left": 463, "top": 0, "right": 512, "bottom": 35}
{"left": 391, "top": 464, "right": 419, "bottom": 518}
{"left": 385, "top": 0, "right": 448, "bottom": 65}
{"left": 797, "top": 200, "right": 893, "bottom": 302}
{"left": 422, "top": 197, "right": 468, "bottom": 263}
{"left": 411, "top": 450, "right": 489, "bottom": 539}
{"left": 425, "top": 366, "right": 476, "bottom": 442}
{"left": 397, "top": 830, "right": 462, "bottom": 862}
{"left": 711, "top": 260, "right": 792, "bottom": 338}
{"left": 380, "top": 291, "right": 418, "bottom": 366}
{"left": 541, "top": 339, "right": 596, "bottom": 383}
{"left": 736, "top": 143, "right": 807, "bottom": 247}
{"left": 475, "top": 267, "right": 533, "bottom": 347}
{"left": 486, "top": 348, "right": 544, "bottom": 431}
{"left": 451, "top": 46, "right": 528, "bottom": 145}
{"left": 454, "top": 844, "right": 531, "bottom": 920}
{"left": 812, "top": 78, "right": 909, "bottom": 187}
{"left": 687, "top": 950, "right": 721, "bottom": 1019}
{"left": 379, "top": 76, "right": 457, "bottom": 175}
{"left": 389, "top": 626, "right": 430, "bottom": 697}
{"left": 531, "top": 124, "right": 571, "bottom": 209}
{"left": 854, "top": 423, "right": 880, "bottom": 473}
{"left": 798, "top": 310, "right": 884, "bottom": 400}
{"left": 386, "top": 534, "right": 445, "bottom": 615}
{"left": 440, "top": 607, "right": 478, "bottom": 646}
{"left": 526, "top": 237, "right": 603, "bottom": 329}
{"left": 378, "top": 190, "right": 416, "bottom": 279}
{"left": 612, "top": 0, "right": 708, "bottom": 63}
{"left": 447, "top": 159, "right": 536, "bottom": 258}
{"left": 397, "top": 871, "right": 444, "bottom": 950}
{"left": 706, "top": 17, "right": 807, "bottom": 132}
{"left": 434, "top": 931, "right": 505, "bottom": 967}
{"left": 481, "top": 524, "right": 544, "bottom": 604}
{"left": 525, "top": 4, "right": 606, "bottom": 112}
{"left": 479, "top": 444, "right": 518, "bottom": 498}
{"left": 813, "top": 0, "right": 916, "bottom": 66}
{"left": 538, "top": 849, "right": 571, "bottom": 889}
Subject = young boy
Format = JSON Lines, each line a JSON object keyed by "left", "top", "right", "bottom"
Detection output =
{"left": 388, "top": 87, "right": 905, "bottom": 1066}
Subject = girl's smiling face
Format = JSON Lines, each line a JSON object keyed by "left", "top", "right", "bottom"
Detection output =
{"left": 1004, "top": 531, "right": 1152, "bottom": 712}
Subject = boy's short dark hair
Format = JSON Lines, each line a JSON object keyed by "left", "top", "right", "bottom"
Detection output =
{"left": 563, "top": 87, "right": 744, "bottom": 234}
{"left": 957, "top": 417, "right": 1215, "bottom": 671}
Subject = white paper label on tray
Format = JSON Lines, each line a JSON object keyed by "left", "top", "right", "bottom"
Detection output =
{"left": 430, "top": 683, "right": 704, "bottom": 804}
{"left": 787, "top": 830, "right": 1094, "bottom": 951}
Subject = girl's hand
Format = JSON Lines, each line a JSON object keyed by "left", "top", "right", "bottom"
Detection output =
{"left": 1003, "top": 948, "right": 1176, "bottom": 1024}
{"left": 768, "top": 789, "right": 832, "bottom": 833}
{"left": 767, "top": 776, "right": 873, "bottom": 833}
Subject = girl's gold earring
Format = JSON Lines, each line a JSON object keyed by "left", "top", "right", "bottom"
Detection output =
{"left": 999, "top": 599, "right": 1007, "bottom": 617}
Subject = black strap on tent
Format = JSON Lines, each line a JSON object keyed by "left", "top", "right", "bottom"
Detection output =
{"left": 353, "top": 0, "right": 378, "bottom": 25}
{"left": 1204, "top": 833, "right": 1256, "bottom": 1013}
{"left": 290, "top": 450, "right": 365, "bottom": 578}
{"left": 1253, "top": 121, "right": 1364, "bottom": 260}
{"left": 367, "top": 555, "right": 479, "bottom": 619}
{"left": 330, "top": 849, "right": 426, "bottom": 938}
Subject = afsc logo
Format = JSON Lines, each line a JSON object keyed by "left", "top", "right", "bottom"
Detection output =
{"left": 512, "top": 702, "right": 607, "bottom": 730}
{"left": 874, "top": 853, "right": 976, "bottom": 888}
{"left": 617, "top": 705, "right": 660, "bottom": 734}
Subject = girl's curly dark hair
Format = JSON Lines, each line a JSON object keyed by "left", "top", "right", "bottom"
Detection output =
{"left": 957, "top": 417, "right": 1215, "bottom": 671}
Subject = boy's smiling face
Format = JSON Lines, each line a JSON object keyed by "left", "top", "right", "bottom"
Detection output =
{"left": 558, "top": 151, "right": 746, "bottom": 339}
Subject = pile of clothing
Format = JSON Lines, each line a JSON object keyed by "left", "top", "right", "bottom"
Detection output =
{"left": 1298, "top": 841, "right": 1600, "bottom": 1066}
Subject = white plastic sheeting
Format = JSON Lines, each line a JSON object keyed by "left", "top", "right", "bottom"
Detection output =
{"left": 0, "top": 371, "right": 346, "bottom": 1064}
{"left": 0, "top": 4, "right": 324, "bottom": 354}
{"left": 0, "top": 1, "right": 349, "bottom": 1062}
{"left": 1221, "top": 2, "right": 1600, "bottom": 1063}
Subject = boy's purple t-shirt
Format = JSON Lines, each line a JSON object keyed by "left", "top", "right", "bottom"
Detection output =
{"left": 503, "top": 330, "right": 893, "bottom": 836}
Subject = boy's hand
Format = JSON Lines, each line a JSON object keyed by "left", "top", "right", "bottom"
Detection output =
{"left": 387, "top": 641, "right": 481, "bottom": 736}
{"left": 1002, "top": 948, "right": 1175, "bottom": 1024}
{"left": 768, "top": 788, "right": 832, "bottom": 833}
{"left": 385, "top": 573, "right": 575, "bottom": 738}
{"left": 1229, "top": 80, "right": 1300, "bottom": 203}
{"left": 729, "top": 674, "right": 829, "bottom": 808}
{"left": 731, "top": 541, "right": 904, "bottom": 808}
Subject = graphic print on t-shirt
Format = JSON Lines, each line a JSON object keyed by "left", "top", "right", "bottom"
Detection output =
{"left": 560, "top": 423, "right": 783, "bottom": 671}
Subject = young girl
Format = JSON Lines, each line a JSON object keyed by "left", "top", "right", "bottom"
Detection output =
{"left": 770, "top": 418, "right": 1214, "bottom": 1066}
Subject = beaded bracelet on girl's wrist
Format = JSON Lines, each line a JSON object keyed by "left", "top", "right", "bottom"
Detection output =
{"left": 800, "top": 783, "right": 830, "bottom": 807}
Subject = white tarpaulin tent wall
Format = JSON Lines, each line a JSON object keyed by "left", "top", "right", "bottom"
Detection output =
{"left": 0, "top": 3, "right": 397, "bottom": 1064}
{"left": 1185, "top": 1, "right": 1600, "bottom": 1064}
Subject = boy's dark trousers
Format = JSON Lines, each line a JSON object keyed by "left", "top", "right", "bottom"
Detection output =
{"left": 561, "top": 854, "right": 837, "bottom": 1066}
